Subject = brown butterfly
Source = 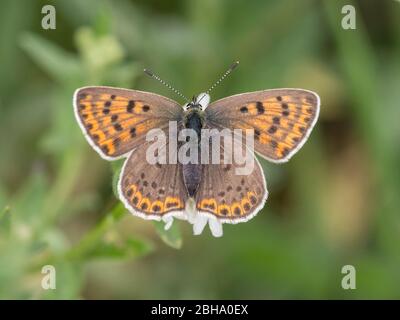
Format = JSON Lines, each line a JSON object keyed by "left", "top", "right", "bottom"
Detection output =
{"left": 73, "top": 64, "right": 320, "bottom": 237}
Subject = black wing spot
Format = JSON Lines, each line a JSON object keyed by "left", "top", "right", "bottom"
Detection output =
{"left": 256, "top": 102, "right": 265, "bottom": 114}
{"left": 127, "top": 100, "right": 135, "bottom": 113}
{"left": 282, "top": 148, "right": 290, "bottom": 157}
{"left": 220, "top": 208, "right": 229, "bottom": 215}
{"left": 268, "top": 126, "right": 277, "bottom": 134}
{"left": 141, "top": 202, "right": 148, "bottom": 210}
{"left": 101, "top": 145, "right": 109, "bottom": 154}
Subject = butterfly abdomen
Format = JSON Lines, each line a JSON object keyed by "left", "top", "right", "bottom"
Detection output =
{"left": 182, "top": 109, "right": 204, "bottom": 197}
{"left": 182, "top": 163, "right": 202, "bottom": 197}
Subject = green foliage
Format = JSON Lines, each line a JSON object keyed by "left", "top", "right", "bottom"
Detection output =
{"left": 0, "top": 2, "right": 180, "bottom": 298}
{"left": 0, "top": 0, "right": 400, "bottom": 299}
{"left": 153, "top": 221, "right": 183, "bottom": 250}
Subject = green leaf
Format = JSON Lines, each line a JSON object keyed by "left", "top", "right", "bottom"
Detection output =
{"left": 11, "top": 170, "right": 47, "bottom": 224}
{"left": 87, "top": 236, "right": 154, "bottom": 260}
{"left": 75, "top": 27, "right": 125, "bottom": 76}
{"left": 0, "top": 205, "right": 11, "bottom": 234}
{"left": 19, "top": 32, "right": 81, "bottom": 81}
{"left": 153, "top": 220, "right": 183, "bottom": 249}
{"left": 106, "top": 61, "right": 141, "bottom": 87}
{"left": 93, "top": 7, "right": 112, "bottom": 36}
{"left": 65, "top": 203, "right": 126, "bottom": 260}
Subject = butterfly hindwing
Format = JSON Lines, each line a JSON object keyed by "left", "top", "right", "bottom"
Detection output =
{"left": 118, "top": 138, "right": 188, "bottom": 219}
{"left": 205, "top": 89, "right": 320, "bottom": 162}
{"left": 195, "top": 134, "right": 268, "bottom": 223}
{"left": 74, "top": 86, "right": 183, "bottom": 160}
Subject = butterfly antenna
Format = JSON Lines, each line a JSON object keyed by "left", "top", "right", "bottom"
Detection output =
{"left": 197, "top": 61, "right": 239, "bottom": 105}
{"left": 143, "top": 68, "right": 189, "bottom": 103}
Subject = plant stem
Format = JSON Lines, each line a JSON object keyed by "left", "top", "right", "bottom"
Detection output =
{"left": 65, "top": 203, "right": 126, "bottom": 260}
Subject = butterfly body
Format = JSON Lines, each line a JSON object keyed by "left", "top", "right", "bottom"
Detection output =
{"left": 73, "top": 85, "right": 320, "bottom": 237}
{"left": 183, "top": 105, "right": 204, "bottom": 141}
{"left": 181, "top": 97, "right": 207, "bottom": 197}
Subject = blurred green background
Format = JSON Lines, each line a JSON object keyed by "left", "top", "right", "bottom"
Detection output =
{"left": 1, "top": 0, "right": 400, "bottom": 299}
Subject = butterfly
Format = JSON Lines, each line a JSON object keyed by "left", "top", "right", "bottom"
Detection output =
{"left": 73, "top": 68, "right": 320, "bottom": 237}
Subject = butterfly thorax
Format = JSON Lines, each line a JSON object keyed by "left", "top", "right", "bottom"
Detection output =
{"left": 182, "top": 104, "right": 205, "bottom": 198}
{"left": 183, "top": 106, "right": 204, "bottom": 139}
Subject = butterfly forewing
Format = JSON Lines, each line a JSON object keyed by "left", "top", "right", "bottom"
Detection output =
{"left": 205, "top": 89, "right": 320, "bottom": 162}
{"left": 74, "top": 86, "right": 183, "bottom": 159}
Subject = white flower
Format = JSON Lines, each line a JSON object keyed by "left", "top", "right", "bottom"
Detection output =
{"left": 185, "top": 198, "right": 223, "bottom": 237}
{"left": 161, "top": 199, "right": 224, "bottom": 237}
{"left": 192, "top": 214, "right": 223, "bottom": 237}
{"left": 192, "top": 215, "right": 208, "bottom": 235}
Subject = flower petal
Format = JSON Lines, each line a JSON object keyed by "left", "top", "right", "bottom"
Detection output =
{"left": 192, "top": 215, "right": 208, "bottom": 235}
{"left": 162, "top": 215, "right": 174, "bottom": 230}
{"left": 208, "top": 217, "right": 223, "bottom": 237}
